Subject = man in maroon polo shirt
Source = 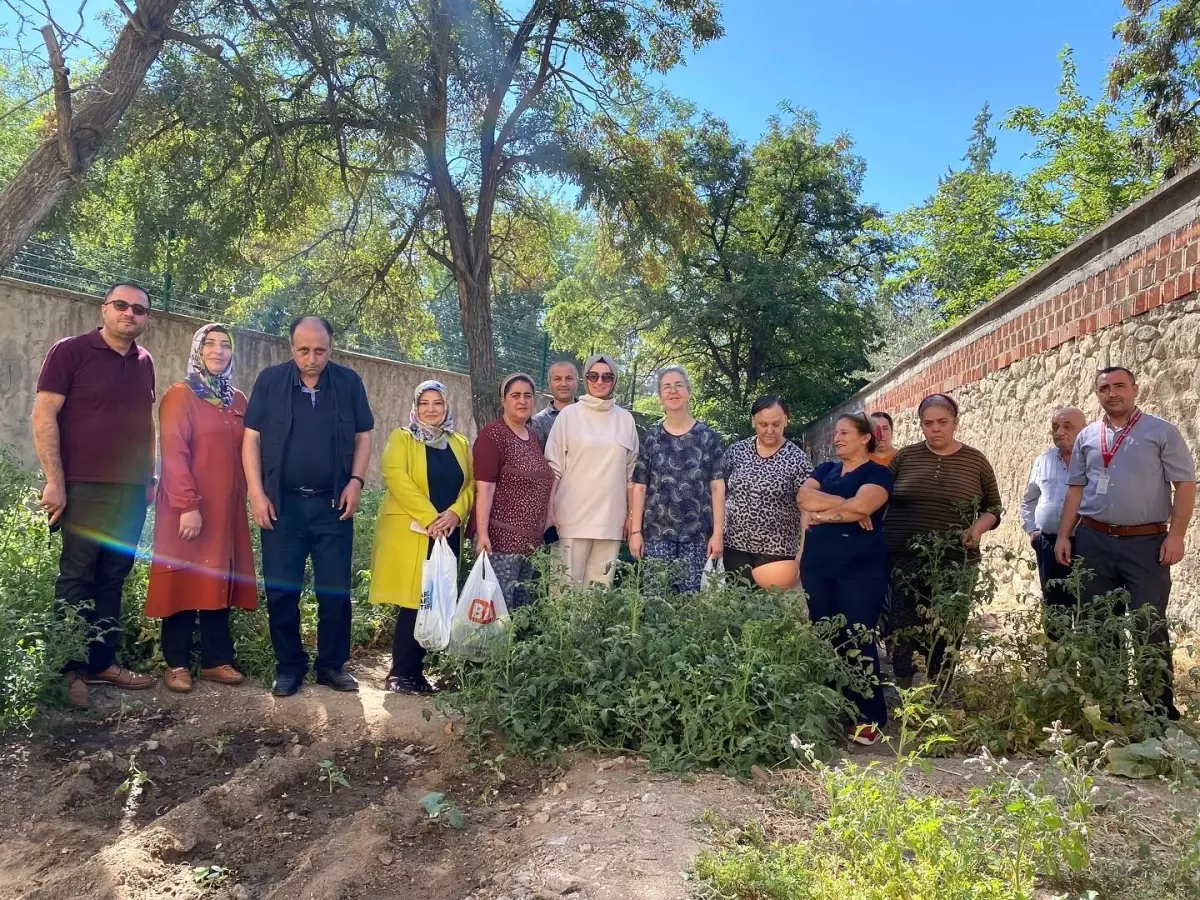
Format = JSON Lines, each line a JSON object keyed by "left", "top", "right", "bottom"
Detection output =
{"left": 32, "top": 282, "right": 158, "bottom": 707}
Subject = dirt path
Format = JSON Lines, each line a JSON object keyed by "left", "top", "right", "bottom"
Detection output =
{"left": 0, "top": 657, "right": 761, "bottom": 900}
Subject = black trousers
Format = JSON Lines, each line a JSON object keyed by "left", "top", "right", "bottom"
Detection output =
{"left": 259, "top": 492, "right": 354, "bottom": 678}
{"left": 804, "top": 562, "right": 889, "bottom": 726}
{"left": 389, "top": 527, "right": 461, "bottom": 679}
{"left": 1034, "top": 532, "right": 1075, "bottom": 639}
{"left": 160, "top": 608, "right": 235, "bottom": 669}
{"left": 56, "top": 482, "right": 148, "bottom": 675}
{"left": 887, "top": 555, "right": 978, "bottom": 687}
{"left": 391, "top": 606, "right": 426, "bottom": 679}
{"left": 1074, "top": 527, "right": 1177, "bottom": 718}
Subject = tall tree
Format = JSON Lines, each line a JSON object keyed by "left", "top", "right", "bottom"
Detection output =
{"left": 0, "top": 0, "right": 182, "bottom": 267}
{"left": 151, "top": 0, "right": 722, "bottom": 424}
{"left": 885, "top": 52, "right": 1157, "bottom": 326}
{"left": 883, "top": 104, "right": 1029, "bottom": 324}
{"left": 1110, "top": 0, "right": 1200, "bottom": 176}
{"left": 553, "top": 109, "right": 884, "bottom": 434}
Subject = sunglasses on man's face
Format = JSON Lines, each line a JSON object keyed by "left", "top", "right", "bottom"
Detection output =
{"left": 105, "top": 299, "right": 150, "bottom": 316}
{"left": 585, "top": 372, "right": 615, "bottom": 383}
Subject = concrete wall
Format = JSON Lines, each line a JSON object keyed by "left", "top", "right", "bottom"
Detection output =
{"left": 0, "top": 279, "right": 476, "bottom": 484}
{"left": 804, "top": 167, "right": 1200, "bottom": 624}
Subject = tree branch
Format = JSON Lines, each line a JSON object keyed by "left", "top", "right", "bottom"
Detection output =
{"left": 40, "top": 24, "right": 78, "bottom": 173}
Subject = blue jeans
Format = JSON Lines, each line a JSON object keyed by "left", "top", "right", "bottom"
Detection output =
{"left": 260, "top": 491, "right": 353, "bottom": 678}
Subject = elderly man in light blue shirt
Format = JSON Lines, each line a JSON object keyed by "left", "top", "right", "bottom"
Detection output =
{"left": 1020, "top": 407, "right": 1085, "bottom": 635}
{"left": 1057, "top": 366, "right": 1197, "bottom": 721}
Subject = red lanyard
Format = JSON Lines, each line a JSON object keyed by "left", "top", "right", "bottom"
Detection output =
{"left": 1100, "top": 408, "right": 1141, "bottom": 469}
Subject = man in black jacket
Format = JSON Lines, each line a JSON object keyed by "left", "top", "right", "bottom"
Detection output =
{"left": 243, "top": 316, "right": 374, "bottom": 696}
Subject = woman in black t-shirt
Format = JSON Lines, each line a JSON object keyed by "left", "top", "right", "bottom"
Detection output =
{"left": 798, "top": 412, "right": 894, "bottom": 745}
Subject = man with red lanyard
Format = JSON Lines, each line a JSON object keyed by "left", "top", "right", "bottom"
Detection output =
{"left": 1056, "top": 366, "right": 1196, "bottom": 720}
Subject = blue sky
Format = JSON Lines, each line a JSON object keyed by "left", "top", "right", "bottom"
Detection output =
{"left": 659, "top": 0, "right": 1128, "bottom": 214}
{"left": 4, "top": 0, "right": 1128, "bottom": 216}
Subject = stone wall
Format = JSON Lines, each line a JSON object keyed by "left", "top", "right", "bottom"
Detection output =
{"left": 804, "top": 167, "right": 1200, "bottom": 624}
{"left": 0, "top": 279, "right": 476, "bottom": 484}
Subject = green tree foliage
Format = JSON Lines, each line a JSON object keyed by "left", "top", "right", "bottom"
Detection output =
{"left": 883, "top": 104, "right": 1032, "bottom": 324}
{"left": 1010, "top": 52, "right": 1160, "bottom": 256}
{"left": 1111, "top": 0, "right": 1200, "bottom": 176}
{"left": 0, "top": 54, "right": 47, "bottom": 184}
{"left": 551, "top": 108, "right": 884, "bottom": 434}
{"left": 886, "top": 53, "right": 1159, "bottom": 326}
{"left": 104, "top": 0, "right": 724, "bottom": 424}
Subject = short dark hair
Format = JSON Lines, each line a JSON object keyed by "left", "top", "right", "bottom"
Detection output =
{"left": 838, "top": 412, "right": 878, "bottom": 454}
{"left": 105, "top": 281, "right": 150, "bottom": 304}
{"left": 1096, "top": 365, "right": 1135, "bottom": 385}
{"left": 289, "top": 315, "right": 335, "bottom": 340}
{"left": 751, "top": 394, "right": 789, "bottom": 418}
{"left": 868, "top": 411, "right": 893, "bottom": 429}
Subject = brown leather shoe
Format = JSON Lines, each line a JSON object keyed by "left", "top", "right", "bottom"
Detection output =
{"left": 65, "top": 673, "right": 89, "bottom": 709}
{"left": 164, "top": 667, "right": 193, "bottom": 693}
{"left": 199, "top": 665, "right": 244, "bottom": 686}
{"left": 87, "top": 665, "right": 154, "bottom": 690}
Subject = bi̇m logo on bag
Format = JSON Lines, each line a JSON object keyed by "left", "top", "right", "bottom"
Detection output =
{"left": 466, "top": 597, "right": 496, "bottom": 625}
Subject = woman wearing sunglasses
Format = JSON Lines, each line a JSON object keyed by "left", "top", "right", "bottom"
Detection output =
{"left": 145, "top": 324, "right": 257, "bottom": 692}
{"left": 544, "top": 354, "right": 639, "bottom": 585}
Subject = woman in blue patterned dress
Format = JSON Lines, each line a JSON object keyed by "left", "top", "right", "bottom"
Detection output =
{"left": 628, "top": 367, "right": 726, "bottom": 592}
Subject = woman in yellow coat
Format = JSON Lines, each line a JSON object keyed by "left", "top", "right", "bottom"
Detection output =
{"left": 370, "top": 380, "right": 474, "bottom": 693}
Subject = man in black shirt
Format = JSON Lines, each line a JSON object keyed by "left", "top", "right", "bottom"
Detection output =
{"left": 243, "top": 316, "right": 374, "bottom": 696}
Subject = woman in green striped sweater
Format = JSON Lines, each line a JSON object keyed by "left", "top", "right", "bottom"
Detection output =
{"left": 884, "top": 393, "right": 1002, "bottom": 692}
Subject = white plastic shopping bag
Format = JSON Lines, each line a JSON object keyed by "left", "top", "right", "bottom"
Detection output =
{"left": 700, "top": 555, "right": 725, "bottom": 590}
{"left": 415, "top": 536, "right": 458, "bottom": 651}
{"left": 448, "top": 552, "right": 511, "bottom": 662}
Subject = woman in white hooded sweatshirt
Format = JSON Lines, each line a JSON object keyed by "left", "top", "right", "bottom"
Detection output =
{"left": 545, "top": 354, "right": 639, "bottom": 585}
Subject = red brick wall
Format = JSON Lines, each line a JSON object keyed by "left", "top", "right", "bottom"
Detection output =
{"left": 805, "top": 208, "right": 1200, "bottom": 453}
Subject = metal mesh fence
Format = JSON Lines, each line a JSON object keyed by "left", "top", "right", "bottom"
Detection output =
{"left": 3, "top": 237, "right": 554, "bottom": 384}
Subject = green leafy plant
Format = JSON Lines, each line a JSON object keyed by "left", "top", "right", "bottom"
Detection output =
{"left": 0, "top": 448, "right": 88, "bottom": 732}
{"left": 950, "top": 559, "right": 1198, "bottom": 766}
{"left": 419, "top": 791, "right": 465, "bottom": 830}
{"left": 204, "top": 735, "right": 231, "bottom": 760}
{"left": 438, "top": 561, "right": 862, "bottom": 774}
{"left": 317, "top": 759, "right": 349, "bottom": 794}
{"left": 191, "top": 865, "right": 229, "bottom": 891}
{"left": 115, "top": 754, "right": 154, "bottom": 796}
{"left": 693, "top": 693, "right": 1195, "bottom": 900}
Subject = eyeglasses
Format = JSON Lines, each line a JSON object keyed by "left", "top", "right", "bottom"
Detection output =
{"left": 105, "top": 299, "right": 150, "bottom": 316}
{"left": 585, "top": 372, "right": 615, "bottom": 383}
{"left": 660, "top": 383, "right": 688, "bottom": 393}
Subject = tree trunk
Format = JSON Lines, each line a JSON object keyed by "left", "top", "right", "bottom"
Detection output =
{"left": 0, "top": 0, "right": 182, "bottom": 269}
{"left": 455, "top": 258, "right": 500, "bottom": 428}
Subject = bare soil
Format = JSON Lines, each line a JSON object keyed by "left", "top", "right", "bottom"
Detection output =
{"left": 3, "top": 653, "right": 1194, "bottom": 900}
{"left": 0, "top": 657, "right": 762, "bottom": 900}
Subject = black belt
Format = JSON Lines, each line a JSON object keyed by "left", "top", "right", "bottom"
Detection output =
{"left": 290, "top": 486, "right": 334, "bottom": 497}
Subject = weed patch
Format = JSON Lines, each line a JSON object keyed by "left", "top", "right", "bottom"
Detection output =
{"left": 439, "top": 565, "right": 865, "bottom": 773}
{"left": 0, "top": 449, "right": 86, "bottom": 732}
{"left": 694, "top": 699, "right": 1200, "bottom": 900}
